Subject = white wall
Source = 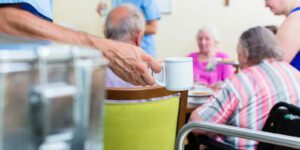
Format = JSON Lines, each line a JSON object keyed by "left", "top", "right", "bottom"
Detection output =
{"left": 156, "top": 0, "right": 284, "bottom": 59}
{"left": 54, "top": 0, "right": 104, "bottom": 36}
{"left": 54, "top": 0, "right": 285, "bottom": 60}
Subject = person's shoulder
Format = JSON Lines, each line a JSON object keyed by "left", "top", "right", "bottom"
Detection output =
{"left": 223, "top": 70, "right": 253, "bottom": 95}
{"left": 279, "top": 14, "right": 300, "bottom": 34}
{"left": 231, "top": 67, "right": 255, "bottom": 81}
{"left": 286, "top": 11, "right": 300, "bottom": 21}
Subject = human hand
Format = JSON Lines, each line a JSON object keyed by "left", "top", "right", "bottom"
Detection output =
{"left": 96, "top": 2, "right": 108, "bottom": 16}
{"left": 95, "top": 39, "right": 162, "bottom": 86}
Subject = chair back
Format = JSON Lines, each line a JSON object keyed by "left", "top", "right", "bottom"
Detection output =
{"left": 258, "top": 102, "right": 300, "bottom": 150}
{"left": 104, "top": 86, "right": 188, "bottom": 150}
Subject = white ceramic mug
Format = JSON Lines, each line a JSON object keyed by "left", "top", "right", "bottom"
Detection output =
{"left": 154, "top": 57, "right": 193, "bottom": 91}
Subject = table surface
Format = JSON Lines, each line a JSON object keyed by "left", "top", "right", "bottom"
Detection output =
{"left": 187, "top": 85, "right": 213, "bottom": 113}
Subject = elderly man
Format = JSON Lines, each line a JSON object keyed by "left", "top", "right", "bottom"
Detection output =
{"left": 104, "top": 4, "right": 145, "bottom": 87}
{"left": 189, "top": 26, "right": 300, "bottom": 150}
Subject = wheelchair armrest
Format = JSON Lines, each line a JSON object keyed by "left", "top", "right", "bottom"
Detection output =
{"left": 176, "top": 122, "right": 300, "bottom": 150}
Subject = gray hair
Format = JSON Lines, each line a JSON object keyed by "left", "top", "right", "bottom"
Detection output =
{"left": 198, "top": 27, "right": 220, "bottom": 43}
{"left": 104, "top": 4, "right": 145, "bottom": 42}
{"left": 239, "top": 26, "right": 282, "bottom": 65}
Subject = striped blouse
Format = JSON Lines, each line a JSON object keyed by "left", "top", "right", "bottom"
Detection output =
{"left": 193, "top": 60, "right": 300, "bottom": 150}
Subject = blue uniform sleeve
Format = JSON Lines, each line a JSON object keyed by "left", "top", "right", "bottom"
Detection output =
{"left": 0, "top": 0, "right": 53, "bottom": 21}
{"left": 141, "top": 0, "right": 161, "bottom": 21}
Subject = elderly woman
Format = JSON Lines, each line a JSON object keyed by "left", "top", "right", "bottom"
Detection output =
{"left": 187, "top": 27, "right": 233, "bottom": 87}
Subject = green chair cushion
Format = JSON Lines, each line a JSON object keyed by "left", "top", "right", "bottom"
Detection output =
{"left": 104, "top": 97, "right": 179, "bottom": 150}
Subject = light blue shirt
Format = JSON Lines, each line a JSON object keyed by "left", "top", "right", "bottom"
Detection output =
{"left": 112, "top": 0, "right": 161, "bottom": 57}
{"left": 0, "top": 0, "right": 53, "bottom": 21}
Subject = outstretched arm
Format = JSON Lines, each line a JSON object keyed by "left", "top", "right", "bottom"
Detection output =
{"left": 0, "top": 5, "right": 162, "bottom": 86}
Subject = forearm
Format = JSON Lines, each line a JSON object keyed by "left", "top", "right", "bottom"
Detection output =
{"left": 0, "top": 6, "right": 162, "bottom": 86}
{"left": 0, "top": 6, "right": 96, "bottom": 47}
{"left": 189, "top": 110, "right": 208, "bottom": 135}
{"left": 0, "top": 6, "right": 122, "bottom": 61}
{"left": 144, "top": 20, "right": 157, "bottom": 35}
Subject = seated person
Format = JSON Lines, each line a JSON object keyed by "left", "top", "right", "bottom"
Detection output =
{"left": 187, "top": 27, "right": 233, "bottom": 89}
{"left": 189, "top": 26, "right": 300, "bottom": 149}
{"left": 104, "top": 4, "right": 145, "bottom": 87}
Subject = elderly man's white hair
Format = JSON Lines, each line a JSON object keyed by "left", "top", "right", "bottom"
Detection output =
{"left": 104, "top": 4, "right": 145, "bottom": 42}
{"left": 198, "top": 26, "right": 221, "bottom": 44}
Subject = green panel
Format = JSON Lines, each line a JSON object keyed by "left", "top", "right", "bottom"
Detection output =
{"left": 104, "top": 97, "right": 179, "bottom": 150}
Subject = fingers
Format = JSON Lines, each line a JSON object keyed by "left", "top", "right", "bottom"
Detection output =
{"left": 135, "top": 62, "right": 155, "bottom": 86}
{"left": 136, "top": 51, "right": 162, "bottom": 85}
{"left": 141, "top": 72, "right": 155, "bottom": 85}
{"left": 141, "top": 52, "right": 162, "bottom": 73}
{"left": 104, "top": 42, "right": 159, "bottom": 86}
{"left": 157, "top": 59, "right": 163, "bottom": 63}
{"left": 109, "top": 58, "right": 149, "bottom": 86}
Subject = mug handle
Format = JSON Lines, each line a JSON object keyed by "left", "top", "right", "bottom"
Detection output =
{"left": 152, "top": 63, "right": 165, "bottom": 87}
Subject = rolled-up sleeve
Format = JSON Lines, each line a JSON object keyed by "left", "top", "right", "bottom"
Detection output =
{"left": 0, "top": 0, "right": 53, "bottom": 21}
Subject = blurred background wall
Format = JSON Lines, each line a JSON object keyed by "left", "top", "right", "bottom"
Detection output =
{"left": 54, "top": 0, "right": 284, "bottom": 60}
{"left": 54, "top": 0, "right": 103, "bottom": 36}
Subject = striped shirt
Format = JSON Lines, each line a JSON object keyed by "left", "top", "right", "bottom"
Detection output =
{"left": 194, "top": 60, "right": 300, "bottom": 150}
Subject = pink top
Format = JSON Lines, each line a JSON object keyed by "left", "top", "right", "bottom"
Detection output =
{"left": 187, "top": 51, "right": 233, "bottom": 85}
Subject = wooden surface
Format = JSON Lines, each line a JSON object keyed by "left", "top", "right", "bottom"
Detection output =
{"left": 106, "top": 86, "right": 178, "bottom": 100}
{"left": 106, "top": 86, "right": 188, "bottom": 133}
{"left": 177, "top": 90, "right": 188, "bottom": 132}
